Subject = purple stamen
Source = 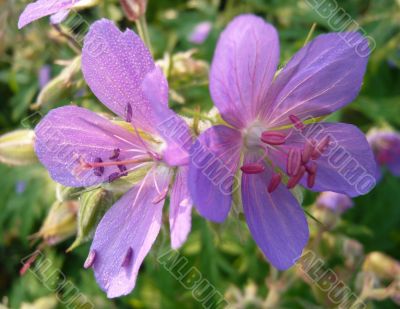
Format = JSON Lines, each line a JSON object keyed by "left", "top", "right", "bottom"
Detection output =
{"left": 121, "top": 247, "right": 133, "bottom": 267}
{"left": 125, "top": 104, "right": 133, "bottom": 123}
{"left": 306, "top": 162, "right": 317, "bottom": 188}
{"left": 108, "top": 172, "right": 121, "bottom": 183}
{"left": 287, "top": 148, "right": 301, "bottom": 176}
{"left": 84, "top": 250, "right": 96, "bottom": 269}
{"left": 305, "top": 161, "right": 317, "bottom": 175}
{"left": 307, "top": 172, "right": 316, "bottom": 188}
{"left": 301, "top": 140, "right": 315, "bottom": 164}
{"left": 289, "top": 115, "right": 305, "bottom": 130}
{"left": 117, "top": 162, "right": 128, "bottom": 176}
{"left": 241, "top": 163, "right": 265, "bottom": 174}
{"left": 268, "top": 173, "right": 282, "bottom": 193}
{"left": 93, "top": 158, "right": 104, "bottom": 176}
{"left": 261, "top": 131, "right": 286, "bottom": 145}
{"left": 287, "top": 166, "right": 306, "bottom": 189}
{"left": 312, "top": 136, "right": 331, "bottom": 160}
{"left": 109, "top": 148, "right": 121, "bottom": 160}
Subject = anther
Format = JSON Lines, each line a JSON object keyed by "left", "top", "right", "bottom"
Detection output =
{"left": 305, "top": 162, "right": 317, "bottom": 175}
{"left": 287, "top": 166, "right": 306, "bottom": 189}
{"left": 84, "top": 250, "right": 96, "bottom": 269}
{"left": 312, "top": 136, "right": 331, "bottom": 160}
{"left": 268, "top": 173, "right": 282, "bottom": 193}
{"left": 93, "top": 158, "right": 104, "bottom": 176}
{"left": 240, "top": 163, "right": 265, "bottom": 174}
{"left": 302, "top": 140, "right": 315, "bottom": 164}
{"left": 152, "top": 187, "right": 169, "bottom": 204}
{"left": 307, "top": 173, "right": 316, "bottom": 188}
{"left": 117, "top": 162, "right": 128, "bottom": 177}
{"left": 109, "top": 148, "right": 120, "bottom": 160}
{"left": 125, "top": 104, "right": 133, "bottom": 123}
{"left": 287, "top": 148, "right": 301, "bottom": 176}
{"left": 289, "top": 115, "right": 305, "bottom": 130}
{"left": 108, "top": 172, "right": 121, "bottom": 183}
{"left": 261, "top": 131, "right": 286, "bottom": 145}
{"left": 121, "top": 247, "right": 133, "bottom": 267}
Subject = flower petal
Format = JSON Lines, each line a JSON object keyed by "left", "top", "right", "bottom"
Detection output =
{"left": 82, "top": 19, "right": 165, "bottom": 133}
{"left": 265, "top": 33, "right": 369, "bottom": 127}
{"left": 141, "top": 68, "right": 192, "bottom": 166}
{"left": 188, "top": 125, "right": 242, "bottom": 222}
{"left": 283, "top": 122, "right": 379, "bottom": 197}
{"left": 18, "top": 0, "right": 82, "bottom": 29}
{"left": 210, "top": 14, "right": 279, "bottom": 128}
{"left": 35, "top": 106, "right": 146, "bottom": 187}
{"left": 89, "top": 166, "right": 171, "bottom": 298}
{"left": 169, "top": 167, "right": 192, "bottom": 249}
{"left": 49, "top": 9, "right": 70, "bottom": 25}
{"left": 241, "top": 153, "right": 309, "bottom": 270}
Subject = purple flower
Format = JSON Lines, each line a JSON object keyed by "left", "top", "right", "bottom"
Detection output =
{"left": 18, "top": 0, "right": 84, "bottom": 29}
{"left": 16, "top": 181, "right": 27, "bottom": 194}
{"left": 34, "top": 19, "right": 193, "bottom": 298}
{"left": 367, "top": 129, "right": 400, "bottom": 176}
{"left": 189, "top": 14, "right": 378, "bottom": 270}
{"left": 316, "top": 191, "right": 353, "bottom": 214}
{"left": 38, "top": 65, "right": 51, "bottom": 89}
{"left": 189, "top": 21, "right": 212, "bottom": 45}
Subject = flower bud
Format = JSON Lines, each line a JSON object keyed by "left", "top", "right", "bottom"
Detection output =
{"left": 316, "top": 191, "right": 353, "bottom": 214}
{"left": 342, "top": 238, "right": 364, "bottom": 269}
{"left": 188, "top": 21, "right": 212, "bottom": 45}
{"left": 156, "top": 50, "right": 209, "bottom": 86}
{"left": 33, "top": 201, "right": 78, "bottom": 245}
{"left": 21, "top": 295, "right": 58, "bottom": 309}
{"left": 67, "top": 188, "right": 114, "bottom": 251}
{"left": 73, "top": 0, "right": 100, "bottom": 10}
{"left": 0, "top": 129, "right": 37, "bottom": 166}
{"left": 367, "top": 128, "right": 400, "bottom": 176}
{"left": 119, "top": 0, "right": 148, "bottom": 21}
{"left": 363, "top": 251, "right": 400, "bottom": 280}
{"left": 32, "top": 56, "right": 82, "bottom": 110}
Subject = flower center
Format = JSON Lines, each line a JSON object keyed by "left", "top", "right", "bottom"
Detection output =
{"left": 240, "top": 115, "right": 332, "bottom": 193}
{"left": 243, "top": 123, "right": 266, "bottom": 150}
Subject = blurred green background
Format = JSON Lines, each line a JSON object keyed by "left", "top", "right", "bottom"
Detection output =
{"left": 1, "top": 0, "right": 400, "bottom": 308}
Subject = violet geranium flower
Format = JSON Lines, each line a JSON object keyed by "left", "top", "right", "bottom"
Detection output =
{"left": 18, "top": 0, "right": 90, "bottom": 29}
{"left": 35, "top": 19, "right": 193, "bottom": 297}
{"left": 189, "top": 14, "right": 378, "bottom": 270}
{"left": 367, "top": 128, "right": 400, "bottom": 177}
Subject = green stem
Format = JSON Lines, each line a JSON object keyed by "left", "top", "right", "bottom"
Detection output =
{"left": 182, "top": 108, "right": 215, "bottom": 122}
{"left": 136, "top": 14, "right": 152, "bottom": 55}
{"left": 265, "top": 286, "right": 281, "bottom": 308}
{"left": 304, "top": 23, "right": 317, "bottom": 46}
